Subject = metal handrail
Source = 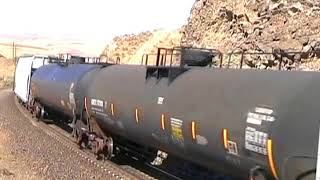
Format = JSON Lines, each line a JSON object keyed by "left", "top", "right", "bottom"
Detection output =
{"left": 139, "top": 47, "right": 320, "bottom": 71}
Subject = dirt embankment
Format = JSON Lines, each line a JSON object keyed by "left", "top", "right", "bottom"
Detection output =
{"left": 0, "top": 56, "right": 15, "bottom": 89}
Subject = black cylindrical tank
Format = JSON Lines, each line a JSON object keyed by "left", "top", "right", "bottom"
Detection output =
{"left": 31, "top": 63, "right": 102, "bottom": 117}
{"left": 85, "top": 65, "right": 319, "bottom": 179}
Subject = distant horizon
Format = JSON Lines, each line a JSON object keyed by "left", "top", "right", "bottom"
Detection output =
{"left": 0, "top": 27, "right": 184, "bottom": 57}
{"left": 0, "top": 27, "right": 181, "bottom": 44}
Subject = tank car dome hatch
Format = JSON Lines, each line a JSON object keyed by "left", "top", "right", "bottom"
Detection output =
{"left": 180, "top": 47, "right": 220, "bottom": 67}
{"left": 68, "top": 56, "right": 86, "bottom": 64}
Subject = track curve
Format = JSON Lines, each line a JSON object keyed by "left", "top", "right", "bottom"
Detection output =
{"left": 0, "top": 89, "right": 155, "bottom": 179}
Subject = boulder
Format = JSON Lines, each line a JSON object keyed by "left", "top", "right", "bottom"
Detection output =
{"left": 299, "top": 37, "right": 310, "bottom": 46}
{"left": 301, "top": 45, "right": 313, "bottom": 58}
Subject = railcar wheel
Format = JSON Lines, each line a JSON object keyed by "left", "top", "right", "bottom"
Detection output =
{"left": 40, "top": 107, "right": 45, "bottom": 119}
{"left": 27, "top": 97, "right": 35, "bottom": 114}
{"left": 35, "top": 106, "right": 41, "bottom": 121}
{"left": 17, "top": 98, "right": 22, "bottom": 105}
{"left": 249, "top": 166, "right": 267, "bottom": 180}
{"left": 104, "top": 137, "right": 114, "bottom": 160}
{"left": 35, "top": 106, "right": 45, "bottom": 121}
{"left": 91, "top": 136, "right": 114, "bottom": 160}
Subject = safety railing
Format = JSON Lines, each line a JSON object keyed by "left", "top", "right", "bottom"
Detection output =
{"left": 141, "top": 47, "right": 222, "bottom": 68}
{"left": 141, "top": 47, "right": 320, "bottom": 71}
{"left": 218, "top": 49, "right": 320, "bottom": 71}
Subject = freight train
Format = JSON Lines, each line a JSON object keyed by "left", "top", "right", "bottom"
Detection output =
{"left": 14, "top": 47, "right": 320, "bottom": 180}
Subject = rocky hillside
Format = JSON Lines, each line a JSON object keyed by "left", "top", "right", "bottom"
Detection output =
{"left": 102, "top": 0, "right": 320, "bottom": 70}
{"left": 0, "top": 56, "right": 15, "bottom": 88}
{"left": 181, "top": 0, "right": 320, "bottom": 53}
{"left": 101, "top": 29, "right": 182, "bottom": 64}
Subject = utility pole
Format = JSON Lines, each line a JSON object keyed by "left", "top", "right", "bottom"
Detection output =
{"left": 12, "top": 41, "right": 16, "bottom": 61}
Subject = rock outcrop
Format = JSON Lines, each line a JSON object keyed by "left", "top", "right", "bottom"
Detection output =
{"left": 181, "top": 0, "right": 320, "bottom": 54}
{"left": 101, "top": 29, "right": 182, "bottom": 64}
{"left": 102, "top": 0, "right": 320, "bottom": 70}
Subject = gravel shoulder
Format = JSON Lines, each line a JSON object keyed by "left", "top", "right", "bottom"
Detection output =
{"left": 0, "top": 89, "right": 121, "bottom": 180}
{"left": 0, "top": 90, "right": 41, "bottom": 180}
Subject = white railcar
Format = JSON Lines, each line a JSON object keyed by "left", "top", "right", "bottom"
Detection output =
{"left": 14, "top": 55, "right": 50, "bottom": 103}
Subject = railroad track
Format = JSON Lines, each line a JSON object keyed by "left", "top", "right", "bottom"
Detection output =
{"left": 14, "top": 96, "right": 159, "bottom": 180}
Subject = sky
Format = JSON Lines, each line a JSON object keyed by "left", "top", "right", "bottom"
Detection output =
{"left": 0, "top": 0, "right": 195, "bottom": 43}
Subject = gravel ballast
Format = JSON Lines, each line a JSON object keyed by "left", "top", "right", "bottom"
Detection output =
{"left": 0, "top": 89, "right": 127, "bottom": 180}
